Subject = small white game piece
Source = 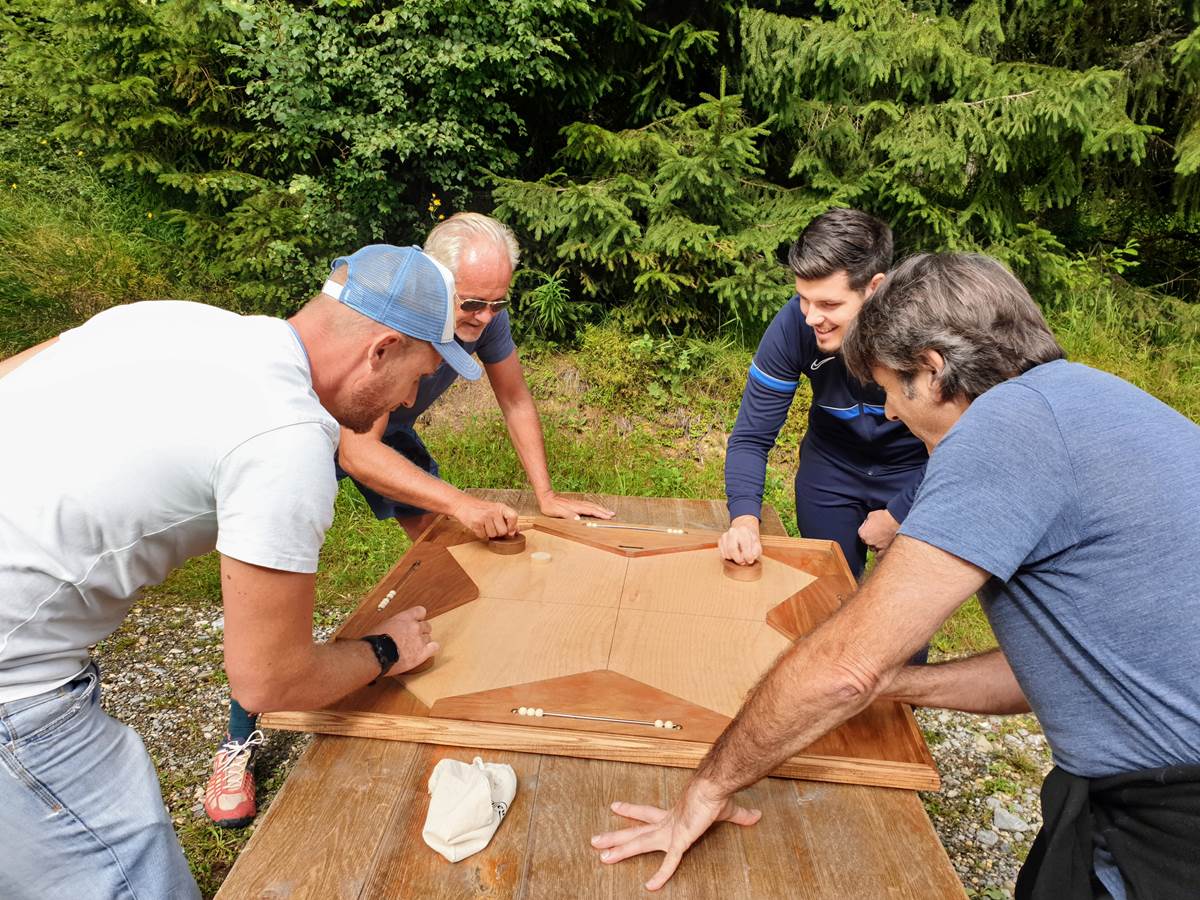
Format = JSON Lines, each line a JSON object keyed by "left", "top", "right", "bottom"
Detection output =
{"left": 654, "top": 719, "right": 664, "bottom": 729}
{"left": 534, "top": 708, "right": 544, "bottom": 717}
{"left": 530, "top": 551, "right": 552, "bottom": 564}
{"left": 664, "top": 720, "right": 674, "bottom": 730}
{"left": 518, "top": 706, "right": 528, "bottom": 716}
{"left": 376, "top": 588, "right": 397, "bottom": 611}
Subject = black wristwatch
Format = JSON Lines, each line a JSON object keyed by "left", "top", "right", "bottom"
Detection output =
{"left": 360, "top": 633, "right": 399, "bottom": 682}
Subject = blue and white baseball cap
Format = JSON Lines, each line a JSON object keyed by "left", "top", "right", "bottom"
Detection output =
{"left": 323, "top": 245, "right": 482, "bottom": 381}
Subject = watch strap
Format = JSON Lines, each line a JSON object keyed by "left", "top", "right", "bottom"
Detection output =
{"left": 360, "top": 633, "right": 399, "bottom": 682}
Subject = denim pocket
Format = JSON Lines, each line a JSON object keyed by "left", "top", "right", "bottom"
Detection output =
{"left": 7, "top": 670, "right": 98, "bottom": 750}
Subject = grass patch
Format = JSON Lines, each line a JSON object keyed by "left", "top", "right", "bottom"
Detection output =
{"left": 932, "top": 598, "right": 998, "bottom": 658}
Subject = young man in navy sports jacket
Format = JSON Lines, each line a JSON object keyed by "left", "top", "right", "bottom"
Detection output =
{"left": 721, "top": 209, "right": 927, "bottom": 579}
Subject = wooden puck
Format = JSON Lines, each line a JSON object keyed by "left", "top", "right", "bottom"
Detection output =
{"left": 487, "top": 532, "right": 526, "bottom": 555}
{"left": 723, "top": 558, "right": 763, "bottom": 582}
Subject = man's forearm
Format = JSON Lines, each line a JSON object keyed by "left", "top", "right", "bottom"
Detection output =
{"left": 0, "top": 337, "right": 58, "bottom": 380}
{"left": 230, "top": 635, "right": 381, "bottom": 714}
{"left": 884, "top": 649, "right": 1031, "bottom": 714}
{"left": 723, "top": 439, "right": 771, "bottom": 522}
{"left": 500, "top": 397, "right": 554, "bottom": 498}
{"left": 340, "top": 438, "right": 467, "bottom": 516}
{"left": 697, "top": 633, "right": 883, "bottom": 796}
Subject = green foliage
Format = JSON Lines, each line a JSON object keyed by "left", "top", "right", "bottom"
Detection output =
{"left": 1172, "top": 25, "right": 1200, "bottom": 212}
{"left": 498, "top": 0, "right": 1198, "bottom": 333}
{"left": 496, "top": 74, "right": 810, "bottom": 329}
{"left": 0, "top": 15, "right": 230, "bottom": 354}
{"left": 930, "top": 598, "right": 998, "bottom": 657}
{"left": 572, "top": 322, "right": 754, "bottom": 421}
{"left": 6, "top": 0, "right": 743, "bottom": 313}
{"left": 8, "top": 0, "right": 603, "bottom": 310}
{"left": 747, "top": 0, "right": 1145, "bottom": 275}
{"left": 509, "top": 267, "right": 600, "bottom": 345}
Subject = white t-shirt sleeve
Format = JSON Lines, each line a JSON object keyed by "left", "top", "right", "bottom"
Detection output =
{"left": 214, "top": 423, "right": 337, "bottom": 573}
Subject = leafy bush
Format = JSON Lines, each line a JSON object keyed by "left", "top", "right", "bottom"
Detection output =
{"left": 8, "top": 0, "right": 625, "bottom": 311}
{"left": 508, "top": 267, "right": 600, "bottom": 346}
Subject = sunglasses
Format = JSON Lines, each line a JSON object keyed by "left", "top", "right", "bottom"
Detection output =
{"left": 457, "top": 297, "right": 510, "bottom": 314}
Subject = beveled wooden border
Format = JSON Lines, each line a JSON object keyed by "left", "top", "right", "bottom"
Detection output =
{"left": 261, "top": 709, "right": 940, "bottom": 791}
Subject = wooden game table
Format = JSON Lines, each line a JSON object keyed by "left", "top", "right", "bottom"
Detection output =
{"left": 216, "top": 491, "right": 965, "bottom": 899}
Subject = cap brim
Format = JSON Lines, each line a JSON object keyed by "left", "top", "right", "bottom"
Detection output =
{"left": 434, "top": 340, "right": 482, "bottom": 381}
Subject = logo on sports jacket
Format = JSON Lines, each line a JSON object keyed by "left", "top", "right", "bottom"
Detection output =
{"left": 810, "top": 356, "right": 836, "bottom": 371}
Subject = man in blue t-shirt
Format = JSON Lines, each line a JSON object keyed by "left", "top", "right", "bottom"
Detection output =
{"left": 590, "top": 254, "right": 1200, "bottom": 900}
{"left": 205, "top": 214, "right": 614, "bottom": 828}
{"left": 722, "top": 209, "right": 927, "bottom": 578}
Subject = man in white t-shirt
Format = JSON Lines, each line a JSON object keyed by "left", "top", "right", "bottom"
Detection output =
{"left": 0, "top": 246, "right": 468, "bottom": 899}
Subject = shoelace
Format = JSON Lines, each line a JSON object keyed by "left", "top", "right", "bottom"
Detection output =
{"left": 214, "top": 729, "right": 265, "bottom": 786}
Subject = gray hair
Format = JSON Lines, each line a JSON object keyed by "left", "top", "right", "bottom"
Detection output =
{"left": 842, "top": 253, "right": 1065, "bottom": 402}
{"left": 424, "top": 212, "right": 520, "bottom": 274}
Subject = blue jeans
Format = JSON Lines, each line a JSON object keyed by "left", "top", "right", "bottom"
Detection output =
{"left": 0, "top": 663, "right": 199, "bottom": 900}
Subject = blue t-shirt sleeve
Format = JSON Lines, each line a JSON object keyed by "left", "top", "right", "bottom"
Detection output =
{"left": 475, "top": 310, "right": 516, "bottom": 365}
{"left": 725, "top": 301, "right": 807, "bottom": 521}
{"left": 885, "top": 465, "right": 926, "bottom": 522}
{"left": 899, "top": 384, "right": 1079, "bottom": 580}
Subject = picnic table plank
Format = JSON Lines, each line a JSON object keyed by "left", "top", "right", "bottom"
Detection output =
{"left": 518, "top": 755, "right": 666, "bottom": 900}
{"left": 216, "top": 735, "right": 425, "bottom": 899}
{"left": 361, "top": 746, "right": 540, "bottom": 899}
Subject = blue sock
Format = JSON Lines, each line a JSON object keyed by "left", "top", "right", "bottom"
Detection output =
{"left": 228, "top": 697, "right": 259, "bottom": 744}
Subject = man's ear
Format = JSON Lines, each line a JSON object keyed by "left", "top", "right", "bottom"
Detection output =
{"left": 918, "top": 349, "right": 948, "bottom": 399}
{"left": 864, "top": 272, "right": 887, "bottom": 298}
{"left": 367, "top": 332, "right": 405, "bottom": 370}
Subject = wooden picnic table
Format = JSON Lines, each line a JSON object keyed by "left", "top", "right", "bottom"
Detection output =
{"left": 217, "top": 491, "right": 964, "bottom": 899}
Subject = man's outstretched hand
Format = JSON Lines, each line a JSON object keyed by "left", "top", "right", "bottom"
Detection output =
{"left": 537, "top": 490, "right": 615, "bottom": 522}
{"left": 590, "top": 779, "right": 761, "bottom": 891}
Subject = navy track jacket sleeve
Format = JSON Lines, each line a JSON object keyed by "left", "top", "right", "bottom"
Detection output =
{"left": 724, "top": 301, "right": 810, "bottom": 522}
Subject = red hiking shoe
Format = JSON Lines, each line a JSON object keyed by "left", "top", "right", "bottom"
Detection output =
{"left": 203, "top": 729, "right": 264, "bottom": 828}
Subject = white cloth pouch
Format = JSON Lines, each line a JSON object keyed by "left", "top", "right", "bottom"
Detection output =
{"left": 422, "top": 756, "right": 518, "bottom": 863}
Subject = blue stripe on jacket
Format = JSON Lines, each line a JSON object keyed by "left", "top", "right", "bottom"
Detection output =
{"left": 748, "top": 362, "right": 798, "bottom": 393}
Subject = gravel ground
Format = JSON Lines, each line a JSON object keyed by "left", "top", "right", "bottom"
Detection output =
{"left": 95, "top": 598, "right": 1051, "bottom": 898}
{"left": 916, "top": 707, "right": 1052, "bottom": 898}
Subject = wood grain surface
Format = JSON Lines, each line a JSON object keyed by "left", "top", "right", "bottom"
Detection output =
{"left": 401, "top": 595, "right": 618, "bottom": 708}
{"left": 220, "top": 492, "right": 964, "bottom": 900}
